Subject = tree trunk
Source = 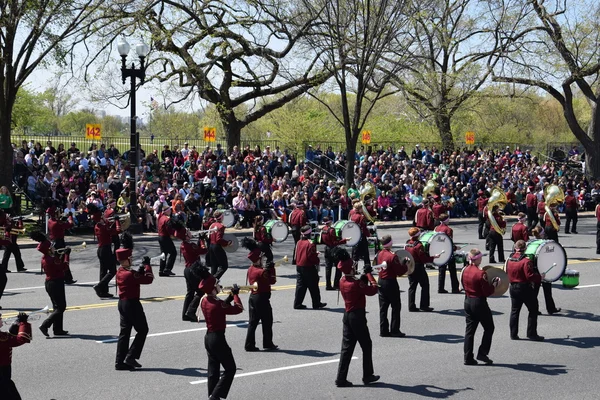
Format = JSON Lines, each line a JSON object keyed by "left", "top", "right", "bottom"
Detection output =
{"left": 585, "top": 141, "right": 600, "bottom": 179}
{"left": 0, "top": 109, "right": 14, "bottom": 190}
{"left": 219, "top": 109, "right": 241, "bottom": 152}
{"left": 435, "top": 113, "right": 455, "bottom": 151}
{"left": 345, "top": 131, "right": 359, "bottom": 187}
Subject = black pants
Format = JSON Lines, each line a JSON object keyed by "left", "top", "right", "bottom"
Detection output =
{"left": 97, "top": 245, "right": 115, "bottom": 293}
{"left": 535, "top": 281, "right": 558, "bottom": 313}
{"left": 259, "top": 242, "right": 273, "bottom": 264}
{"left": 112, "top": 235, "right": 121, "bottom": 267}
{"left": 596, "top": 221, "right": 600, "bottom": 253}
{"left": 116, "top": 299, "right": 149, "bottom": 364}
{"left": 545, "top": 227, "right": 559, "bottom": 242}
{"left": 0, "top": 268, "right": 6, "bottom": 302}
{"left": 209, "top": 244, "right": 228, "bottom": 280}
{"left": 53, "top": 238, "right": 74, "bottom": 282}
{"left": 183, "top": 267, "right": 202, "bottom": 319}
{"left": 2, "top": 241, "right": 24, "bottom": 271}
{"left": 0, "top": 365, "right": 21, "bottom": 400}
{"left": 487, "top": 231, "right": 504, "bottom": 262}
{"left": 477, "top": 212, "right": 485, "bottom": 239}
{"left": 291, "top": 229, "right": 300, "bottom": 264}
{"left": 325, "top": 246, "right": 341, "bottom": 289}
{"left": 439, "top": 257, "right": 459, "bottom": 292}
{"left": 565, "top": 208, "right": 578, "bottom": 233}
{"left": 464, "top": 297, "right": 494, "bottom": 361}
{"left": 352, "top": 237, "right": 371, "bottom": 268}
{"left": 526, "top": 207, "right": 538, "bottom": 232}
{"left": 408, "top": 264, "right": 430, "bottom": 309}
{"left": 336, "top": 309, "right": 374, "bottom": 382}
{"left": 378, "top": 278, "right": 401, "bottom": 335}
{"left": 158, "top": 236, "right": 177, "bottom": 273}
{"left": 510, "top": 283, "right": 539, "bottom": 338}
{"left": 205, "top": 331, "right": 236, "bottom": 399}
{"left": 41, "top": 279, "right": 66, "bottom": 333}
{"left": 294, "top": 266, "right": 322, "bottom": 308}
{"left": 245, "top": 292, "right": 274, "bottom": 349}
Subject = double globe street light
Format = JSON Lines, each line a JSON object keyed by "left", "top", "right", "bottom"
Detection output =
{"left": 118, "top": 37, "right": 149, "bottom": 234}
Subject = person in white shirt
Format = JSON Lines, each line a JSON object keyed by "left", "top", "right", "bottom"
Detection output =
{"left": 181, "top": 143, "right": 190, "bottom": 158}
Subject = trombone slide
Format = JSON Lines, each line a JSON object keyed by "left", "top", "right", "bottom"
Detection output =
{"left": 3, "top": 306, "right": 50, "bottom": 324}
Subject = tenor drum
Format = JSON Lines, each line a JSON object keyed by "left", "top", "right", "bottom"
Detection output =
{"left": 561, "top": 269, "right": 579, "bottom": 288}
{"left": 524, "top": 239, "right": 567, "bottom": 283}
{"left": 419, "top": 231, "right": 453, "bottom": 266}
{"left": 222, "top": 210, "right": 235, "bottom": 228}
{"left": 264, "top": 220, "right": 289, "bottom": 242}
{"left": 222, "top": 233, "right": 239, "bottom": 253}
{"left": 333, "top": 220, "right": 361, "bottom": 247}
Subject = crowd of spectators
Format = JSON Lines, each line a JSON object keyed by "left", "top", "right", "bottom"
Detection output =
{"left": 7, "top": 138, "right": 596, "bottom": 233}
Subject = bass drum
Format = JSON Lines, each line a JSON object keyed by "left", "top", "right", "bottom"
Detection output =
{"left": 221, "top": 210, "right": 236, "bottom": 228}
{"left": 333, "top": 220, "right": 361, "bottom": 247}
{"left": 419, "top": 231, "right": 453, "bottom": 266}
{"left": 524, "top": 239, "right": 567, "bottom": 282}
{"left": 264, "top": 220, "right": 289, "bottom": 243}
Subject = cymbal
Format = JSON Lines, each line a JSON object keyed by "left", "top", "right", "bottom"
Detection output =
{"left": 394, "top": 249, "right": 415, "bottom": 275}
{"left": 482, "top": 265, "right": 509, "bottom": 296}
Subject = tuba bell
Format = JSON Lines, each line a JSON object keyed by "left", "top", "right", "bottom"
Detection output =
{"left": 359, "top": 182, "right": 377, "bottom": 223}
{"left": 487, "top": 188, "right": 507, "bottom": 235}
{"left": 544, "top": 185, "right": 565, "bottom": 231}
{"left": 423, "top": 179, "right": 438, "bottom": 198}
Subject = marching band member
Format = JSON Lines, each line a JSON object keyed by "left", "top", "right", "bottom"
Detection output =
{"left": 48, "top": 209, "right": 77, "bottom": 284}
{"left": 104, "top": 199, "right": 121, "bottom": 267}
{"left": 526, "top": 186, "right": 538, "bottom": 233}
{"left": 115, "top": 233, "right": 154, "bottom": 370}
{"left": 208, "top": 210, "right": 232, "bottom": 280}
{"left": 511, "top": 213, "right": 529, "bottom": 243}
{"left": 157, "top": 206, "right": 180, "bottom": 277}
{"left": 486, "top": 204, "right": 506, "bottom": 264}
{"left": 506, "top": 240, "right": 545, "bottom": 341}
{"left": 350, "top": 203, "right": 371, "bottom": 270}
{"left": 476, "top": 191, "right": 488, "bottom": 240}
{"left": 0, "top": 210, "right": 26, "bottom": 273}
{"left": 375, "top": 235, "right": 408, "bottom": 337}
{"left": 0, "top": 235, "right": 10, "bottom": 309}
{"left": 289, "top": 202, "right": 307, "bottom": 265}
{"left": 414, "top": 199, "right": 434, "bottom": 231}
{"left": 321, "top": 217, "right": 348, "bottom": 290}
{"left": 432, "top": 196, "right": 449, "bottom": 226}
{"left": 0, "top": 310, "right": 31, "bottom": 398}
{"left": 199, "top": 275, "right": 243, "bottom": 400}
{"left": 294, "top": 225, "right": 327, "bottom": 310}
{"left": 596, "top": 201, "right": 600, "bottom": 254}
{"left": 245, "top": 245, "right": 278, "bottom": 352}
{"left": 405, "top": 227, "right": 438, "bottom": 312}
{"left": 435, "top": 214, "right": 460, "bottom": 294}
{"left": 536, "top": 198, "right": 546, "bottom": 230}
{"left": 180, "top": 230, "right": 209, "bottom": 322}
{"left": 335, "top": 254, "right": 380, "bottom": 387}
{"left": 462, "top": 248, "right": 500, "bottom": 365}
{"left": 253, "top": 215, "right": 274, "bottom": 266}
{"left": 564, "top": 189, "right": 578, "bottom": 234}
{"left": 544, "top": 204, "right": 560, "bottom": 242}
{"left": 32, "top": 232, "right": 70, "bottom": 337}
{"left": 91, "top": 205, "right": 121, "bottom": 298}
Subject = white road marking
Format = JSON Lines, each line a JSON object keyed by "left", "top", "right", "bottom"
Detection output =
{"left": 189, "top": 357, "right": 357, "bottom": 385}
{"left": 4, "top": 281, "right": 103, "bottom": 292}
{"left": 575, "top": 284, "right": 600, "bottom": 288}
{"left": 96, "top": 322, "right": 248, "bottom": 343}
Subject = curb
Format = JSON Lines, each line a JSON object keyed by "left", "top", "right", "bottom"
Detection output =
{"left": 16, "top": 212, "right": 595, "bottom": 250}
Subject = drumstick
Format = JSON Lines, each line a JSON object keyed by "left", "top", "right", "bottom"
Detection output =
{"left": 543, "top": 263, "right": 557, "bottom": 276}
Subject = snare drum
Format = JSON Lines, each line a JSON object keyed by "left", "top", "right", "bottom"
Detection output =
{"left": 524, "top": 239, "right": 567, "bottom": 282}
{"left": 453, "top": 251, "right": 467, "bottom": 266}
{"left": 221, "top": 210, "right": 235, "bottom": 228}
{"left": 333, "top": 220, "right": 361, "bottom": 247}
{"left": 419, "top": 231, "right": 453, "bottom": 266}
{"left": 561, "top": 269, "right": 579, "bottom": 288}
{"left": 264, "top": 220, "right": 289, "bottom": 242}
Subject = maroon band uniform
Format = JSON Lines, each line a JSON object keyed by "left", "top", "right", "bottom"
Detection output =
{"left": 37, "top": 240, "right": 69, "bottom": 337}
{"left": 405, "top": 238, "right": 433, "bottom": 311}
{"left": 289, "top": 206, "right": 307, "bottom": 264}
{"left": 293, "top": 236, "right": 324, "bottom": 309}
{"left": 511, "top": 221, "right": 529, "bottom": 243}
{"left": 376, "top": 249, "right": 408, "bottom": 336}
{"left": 181, "top": 237, "right": 209, "bottom": 321}
{"left": 350, "top": 212, "right": 371, "bottom": 268}
{"left": 208, "top": 221, "right": 229, "bottom": 279}
{"left": 415, "top": 207, "right": 434, "bottom": 230}
{"left": 0, "top": 318, "right": 32, "bottom": 398}
{"left": 321, "top": 225, "right": 347, "bottom": 290}
{"left": 245, "top": 250, "right": 277, "bottom": 351}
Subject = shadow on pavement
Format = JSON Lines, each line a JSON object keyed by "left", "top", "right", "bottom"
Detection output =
{"left": 371, "top": 383, "right": 473, "bottom": 398}
{"left": 272, "top": 349, "right": 338, "bottom": 358}
{"left": 548, "top": 309, "right": 600, "bottom": 322}
{"left": 490, "top": 363, "right": 568, "bottom": 376}
{"left": 545, "top": 336, "right": 600, "bottom": 349}
{"left": 139, "top": 367, "right": 206, "bottom": 377}
{"left": 436, "top": 309, "right": 503, "bottom": 317}
{"left": 54, "top": 334, "right": 116, "bottom": 341}
{"left": 413, "top": 334, "right": 464, "bottom": 344}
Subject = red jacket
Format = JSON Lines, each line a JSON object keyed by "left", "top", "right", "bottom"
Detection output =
{"left": 320, "top": 225, "right": 347, "bottom": 247}
{"left": 462, "top": 264, "right": 495, "bottom": 298}
{"left": 415, "top": 207, "right": 434, "bottom": 230}
{"left": 247, "top": 265, "right": 276, "bottom": 294}
{"left": 48, "top": 218, "right": 73, "bottom": 240}
{"left": 289, "top": 208, "right": 307, "bottom": 228}
{"left": 434, "top": 223, "right": 454, "bottom": 239}
{"left": 537, "top": 201, "right": 546, "bottom": 217}
{"left": 432, "top": 203, "right": 448, "bottom": 220}
{"left": 42, "top": 254, "right": 68, "bottom": 281}
{"left": 180, "top": 240, "right": 208, "bottom": 267}
{"left": 350, "top": 213, "right": 370, "bottom": 238}
{"left": 487, "top": 211, "right": 506, "bottom": 233}
{"left": 295, "top": 238, "right": 319, "bottom": 267}
{"left": 201, "top": 294, "right": 243, "bottom": 332}
{"left": 117, "top": 264, "right": 154, "bottom": 300}
{"left": 477, "top": 197, "right": 488, "bottom": 212}
{"left": 0, "top": 323, "right": 32, "bottom": 367}
{"left": 157, "top": 214, "right": 175, "bottom": 238}
{"left": 375, "top": 249, "right": 407, "bottom": 279}
{"left": 544, "top": 210, "right": 560, "bottom": 228}
{"left": 564, "top": 194, "right": 577, "bottom": 210}
{"left": 596, "top": 204, "right": 600, "bottom": 222}
{"left": 526, "top": 193, "right": 537, "bottom": 208}
{"left": 254, "top": 225, "right": 273, "bottom": 245}
{"left": 506, "top": 252, "right": 541, "bottom": 284}
{"left": 405, "top": 238, "right": 433, "bottom": 265}
{"left": 95, "top": 221, "right": 120, "bottom": 247}
{"left": 511, "top": 222, "right": 529, "bottom": 242}
{"left": 339, "top": 274, "right": 378, "bottom": 312}
{"left": 209, "top": 222, "right": 229, "bottom": 246}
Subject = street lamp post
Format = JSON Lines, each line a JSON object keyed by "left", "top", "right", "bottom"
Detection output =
{"left": 118, "top": 38, "right": 149, "bottom": 234}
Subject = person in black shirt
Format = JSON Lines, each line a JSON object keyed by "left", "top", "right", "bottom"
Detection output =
{"left": 161, "top": 145, "right": 173, "bottom": 161}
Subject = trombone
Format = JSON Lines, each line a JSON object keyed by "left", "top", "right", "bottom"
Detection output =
{"left": 273, "top": 255, "right": 288, "bottom": 267}
{"left": 2, "top": 306, "right": 50, "bottom": 324}
{"left": 189, "top": 227, "right": 218, "bottom": 238}
{"left": 221, "top": 284, "right": 256, "bottom": 294}
{"left": 56, "top": 242, "right": 87, "bottom": 255}
{"left": 0, "top": 227, "right": 27, "bottom": 235}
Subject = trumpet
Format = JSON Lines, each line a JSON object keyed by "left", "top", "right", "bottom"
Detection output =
{"left": 273, "top": 255, "right": 289, "bottom": 267}
{"left": 12, "top": 213, "right": 35, "bottom": 221}
{"left": 2, "top": 227, "right": 27, "bottom": 235}
{"left": 133, "top": 253, "right": 166, "bottom": 266}
{"left": 56, "top": 242, "right": 87, "bottom": 255}
{"left": 2, "top": 306, "right": 50, "bottom": 324}
{"left": 221, "top": 284, "right": 256, "bottom": 294}
{"left": 371, "top": 261, "right": 387, "bottom": 274}
{"left": 190, "top": 227, "right": 218, "bottom": 237}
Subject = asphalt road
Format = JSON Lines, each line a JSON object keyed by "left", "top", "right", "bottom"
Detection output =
{"left": 2, "top": 219, "right": 600, "bottom": 400}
